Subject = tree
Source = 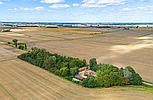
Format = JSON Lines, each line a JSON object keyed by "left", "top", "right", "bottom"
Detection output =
{"left": 24, "top": 43, "right": 27, "bottom": 50}
{"left": 43, "top": 56, "right": 56, "bottom": 70}
{"left": 12, "top": 39, "right": 18, "bottom": 48}
{"left": 67, "top": 63, "right": 71, "bottom": 76}
{"left": 122, "top": 68, "right": 132, "bottom": 78}
{"left": 70, "top": 67, "right": 79, "bottom": 76}
{"left": 82, "top": 59, "right": 87, "bottom": 66}
{"left": 125, "top": 66, "right": 136, "bottom": 73}
{"left": 81, "top": 76, "right": 96, "bottom": 88}
{"left": 89, "top": 58, "right": 97, "bottom": 70}
{"left": 59, "top": 67, "right": 68, "bottom": 77}
{"left": 94, "top": 64, "right": 129, "bottom": 87}
{"left": 129, "top": 73, "right": 142, "bottom": 85}
{"left": 18, "top": 45, "right": 25, "bottom": 50}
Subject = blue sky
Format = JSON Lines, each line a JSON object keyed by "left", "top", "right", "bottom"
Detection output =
{"left": 0, "top": 0, "right": 153, "bottom": 22}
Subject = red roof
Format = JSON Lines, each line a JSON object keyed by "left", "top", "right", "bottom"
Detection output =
{"left": 85, "top": 70, "right": 96, "bottom": 76}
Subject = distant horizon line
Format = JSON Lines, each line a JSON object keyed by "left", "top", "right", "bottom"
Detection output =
{"left": 1, "top": 21, "right": 153, "bottom": 24}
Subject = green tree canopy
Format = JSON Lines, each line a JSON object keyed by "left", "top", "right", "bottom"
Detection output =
{"left": 12, "top": 39, "right": 18, "bottom": 47}
{"left": 89, "top": 58, "right": 97, "bottom": 70}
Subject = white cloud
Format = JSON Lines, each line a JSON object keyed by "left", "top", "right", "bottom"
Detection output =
{"left": 22, "top": 7, "right": 44, "bottom": 11}
{"left": 123, "top": 7, "right": 132, "bottom": 11}
{"left": 81, "top": 0, "right": 127, "bottom": 8}
{"left": 8, "top": 7, "right": 44, "bottom": 11}
{"left": 81, "top": 3, "right": 106, "bottom": 8}
{"left": 22, "top": 8, "right": 33, "bottom": 11}
{"left": 72, "top": 3, "right": 79, "bottom": 7}
{"left": 49, "top": 4, "right": 70, "bottom": 8}
{"left": 33, "top": 7, "right": 44, "bottom": 10}
{"left": 41, "top": 0, "right": 64, "bottom": 3}
{"left": 122, "top": 6, "right": 153, "bottom": 12}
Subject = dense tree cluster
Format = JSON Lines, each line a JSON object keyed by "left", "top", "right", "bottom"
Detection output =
{"left": 18, "top": 47, "right": 86, "bottom": 79}
{"left": 8, "top": 39, "right": 27, "bottom": 50}
{"left": 81, "top": 64, "right": 142, "bottom": 88}
{"left": 18, "top": 48, "right": 142, "bottom": 88}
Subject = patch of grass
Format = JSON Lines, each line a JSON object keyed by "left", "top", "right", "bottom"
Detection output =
{"left": 113, "top": 85, "right": 153, "bottom": 94}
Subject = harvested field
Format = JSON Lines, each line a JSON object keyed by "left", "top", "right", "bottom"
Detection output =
{"left": 0, "top": 28, "right": 153, "bottom": 100}
{"left": 0, "top": 59, "right": 153, "bottom": 100}
{"left": 0, "top": 28, "right": 153, "bottom": 83}
{"left": 28, "top": 29, "right": 153, "bottom": 82}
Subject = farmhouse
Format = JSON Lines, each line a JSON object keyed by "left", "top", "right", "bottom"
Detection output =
{"left": 84, "top": 69, "right": 96, "bottom": 77}
{"left": 73, "top": 67, "right": 96, "bottom": 81}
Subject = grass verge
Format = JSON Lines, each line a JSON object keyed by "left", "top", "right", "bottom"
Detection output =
{"left": 113, "top": 85, "right": 153, "bottom": 94}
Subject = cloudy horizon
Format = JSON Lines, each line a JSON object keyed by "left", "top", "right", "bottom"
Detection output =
{"left": 0, "top": 0, "right": 153, "bottom": 22}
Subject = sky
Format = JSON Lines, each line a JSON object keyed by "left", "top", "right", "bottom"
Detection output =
{"left": 0, "top": 0, "right": 153, "bottom": 22}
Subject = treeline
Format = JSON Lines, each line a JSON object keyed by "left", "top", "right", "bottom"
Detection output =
{"left": 8, "top": 39, "right": 27, "bottom": 50}
{"left": 18, "top": 48, "right": 142, "bottom": 88}
{"left": 18, "top": 48, "right": 86, "bottom": 80}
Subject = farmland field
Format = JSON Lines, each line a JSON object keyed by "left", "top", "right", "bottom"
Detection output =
{"left": 0, "top": 46, "right": 153, "bottom": 100}
{"left": 0, "top": 27, "right": 153, "bottom": 100}
{"left": 1, "top": 27, "right": 152, "bottom": 82}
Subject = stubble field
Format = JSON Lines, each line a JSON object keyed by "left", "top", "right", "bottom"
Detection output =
{"left": 0, "top": 27, "right": 153, "bottom": 100}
